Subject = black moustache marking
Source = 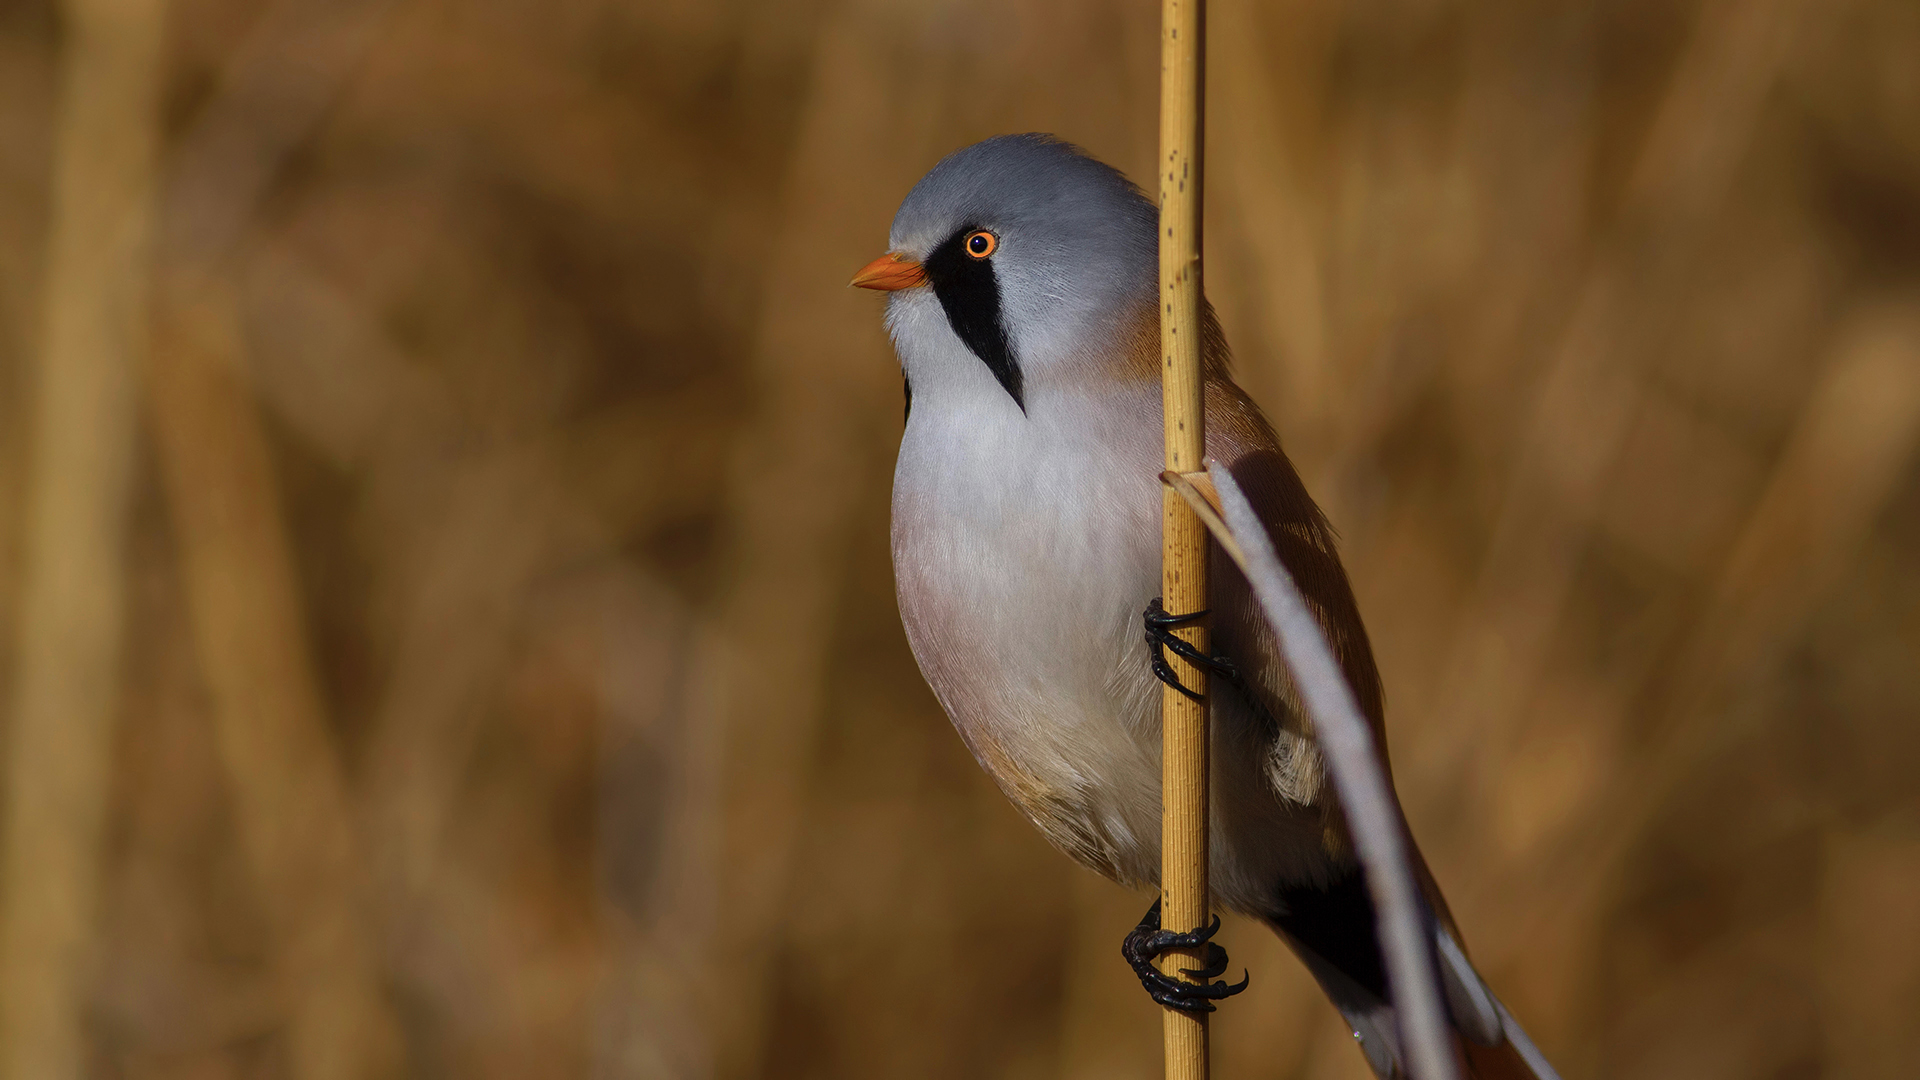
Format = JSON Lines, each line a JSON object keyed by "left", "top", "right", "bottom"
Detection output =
{"left": 923, "top": 225, "right": 1023, "bottom": 411}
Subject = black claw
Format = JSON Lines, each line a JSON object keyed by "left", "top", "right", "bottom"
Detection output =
{"left": 1143, "top": 598, "right": 1243, "bottom": 703}
{"left": 1120, "top": 899, "right": 1251, "bottom": 1015}
{"left": 1181, "top": 943, "right": 1231, "bottom": 980}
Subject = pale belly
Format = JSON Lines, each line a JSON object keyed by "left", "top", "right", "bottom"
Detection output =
{"left": 891, "top": 393, "right": 1168, "bottom": 885}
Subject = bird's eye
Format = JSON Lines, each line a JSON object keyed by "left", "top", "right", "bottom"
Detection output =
{"left": 964, "top": 230, "right": 997, "bottom": 258}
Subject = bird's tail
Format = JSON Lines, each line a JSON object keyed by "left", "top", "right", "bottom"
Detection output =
{"left": 1280, "top": 919, "right": 1559, "bottom": 1080}
{"left": 1262, "top": 869, "right": 1560, "bottom": 1080}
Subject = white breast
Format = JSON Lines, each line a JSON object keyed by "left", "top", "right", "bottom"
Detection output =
{"left": 890, "top": 345, "right": 1169, "bottom": 883}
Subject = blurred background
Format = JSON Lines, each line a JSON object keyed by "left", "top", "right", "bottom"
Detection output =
{"left": 1, "top": 0, "right": 1917, "bottom": 1078}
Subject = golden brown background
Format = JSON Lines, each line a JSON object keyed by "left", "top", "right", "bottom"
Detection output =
{"left": 1, "top": 0, "right": 1917, "bottom": 1077}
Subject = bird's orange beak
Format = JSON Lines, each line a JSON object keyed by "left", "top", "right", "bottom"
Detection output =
{"left": 850, "top": 252, "right": 927, "bottom": 291}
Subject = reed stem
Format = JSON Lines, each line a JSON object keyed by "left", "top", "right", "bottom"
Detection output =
{"left": 1158, "top": 1, "right": 1210, "bottom": 1077}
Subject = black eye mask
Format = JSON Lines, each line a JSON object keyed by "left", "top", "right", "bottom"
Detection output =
{"left": 923, "top": 226, "right": 1023, "bottom": 411}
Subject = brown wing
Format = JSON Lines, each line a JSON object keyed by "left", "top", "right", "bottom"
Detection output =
{"left": 1199, "top": 316, "right": 1557, "bottom": 1080}
{"left": 1200, "top": 313, "right": 1480, "bottom": 937}
{"left": 1201, "top": 378, "right": 1387, "bottom": 747}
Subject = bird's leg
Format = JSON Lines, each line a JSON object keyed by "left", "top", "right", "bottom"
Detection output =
{"left": 1144, "top": 597, "right": 1242, "bottom": 702}
{"left": 1121, "top": 898, "right": 1250, "bottom": 1014}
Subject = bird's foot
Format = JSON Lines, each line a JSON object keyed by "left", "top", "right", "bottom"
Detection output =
{"left": 1144, "top": 598, "right": 1240, "bottom": 702}
{"left": 1121, "top": 899, "right": 1250, "bottom": 1014}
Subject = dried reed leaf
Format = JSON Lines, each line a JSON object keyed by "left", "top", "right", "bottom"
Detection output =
{"left": 0, "top": 2, "right": 164, "bottom": 1076}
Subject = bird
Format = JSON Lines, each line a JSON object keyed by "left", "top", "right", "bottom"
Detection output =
{"left": 853, "top": 133, "right": 1558, "bottom": 1080}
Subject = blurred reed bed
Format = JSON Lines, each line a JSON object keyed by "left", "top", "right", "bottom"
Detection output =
{"left": 0, "top": 0, "right": 1915, "bottom": 1078}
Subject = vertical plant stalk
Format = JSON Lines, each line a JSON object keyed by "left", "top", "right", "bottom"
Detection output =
{"left": 137, "top": 5, "right": 408, "bottom": 1074}
{"left": 0, "top": 1, "right": 164, "bottom": 1077}
{"left": 1158, "top": 1, "right": 1210, "bottom": 1077}
{"left": 145, "top": 284, "right": 401, "bottom": 1080}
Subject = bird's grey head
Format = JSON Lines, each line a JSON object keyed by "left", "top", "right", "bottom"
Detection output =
{"left": 854, "top": 134, "right": 1157, "bottom": 415}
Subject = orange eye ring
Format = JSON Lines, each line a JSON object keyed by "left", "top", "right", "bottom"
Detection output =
{"left": 964, "top": 230, "right": 997, "bottom": 259}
